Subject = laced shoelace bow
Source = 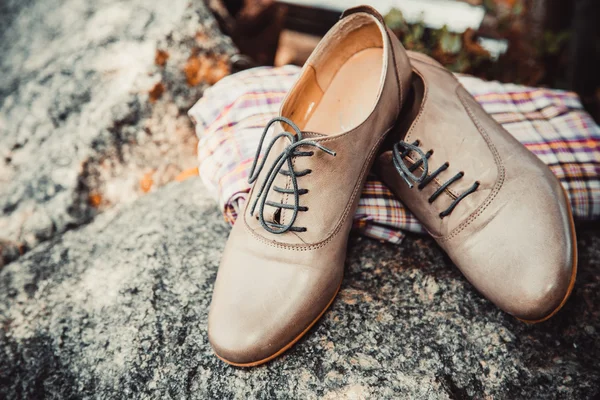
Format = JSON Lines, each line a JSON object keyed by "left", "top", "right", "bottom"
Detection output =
{"left": 248, "top": 117, "right": 336, "bottom": 234}
{"left": 393, "top": 140, "right": 480, "bottom": 218}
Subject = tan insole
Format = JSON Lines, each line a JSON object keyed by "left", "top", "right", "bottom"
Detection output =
{"left": 304, "top": 47, "right": 384, "bottom": 135}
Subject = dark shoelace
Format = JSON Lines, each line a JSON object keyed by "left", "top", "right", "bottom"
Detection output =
{"left": 392, "top": 140, "right": 480, "bottom": 218}
{"left": 248, "top": 117, "right": 336, "bottom": 234}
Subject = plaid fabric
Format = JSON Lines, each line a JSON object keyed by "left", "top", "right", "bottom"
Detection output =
{"left": 189, "top": 66, "right": 600, "bottom": 244}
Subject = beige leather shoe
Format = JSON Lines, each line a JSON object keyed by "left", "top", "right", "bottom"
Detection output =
{"left": 208, "top": 6, "right": 412, "bottom": 366}
{"left": 376, "top": 51, "right": 577, "bottom": 323}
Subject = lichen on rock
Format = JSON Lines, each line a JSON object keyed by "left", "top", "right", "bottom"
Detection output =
{"left": 0, "top": 0, "right": 236, "bottom": 265}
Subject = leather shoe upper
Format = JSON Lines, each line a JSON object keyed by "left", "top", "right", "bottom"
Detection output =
{"left": 375, "top": 51, "right": 577, "bottom": 322}
{"left": 209, "top": 6, "right": 412, "bottom": 365}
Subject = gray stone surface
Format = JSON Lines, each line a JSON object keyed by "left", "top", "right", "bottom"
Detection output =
{"left": 1, "top": 178, "right": 599, "bottom": 399}
{"left": 1, "top": 0, "right": 599, "bottom": 398}
{"left": 0, "top": 0, "right": 235, "bottom": 265}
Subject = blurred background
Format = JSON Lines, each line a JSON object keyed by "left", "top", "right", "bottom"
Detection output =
{"left": 1, "top": 0, "right": 599, "bottom": 263}
{"left": 209, "top": 0, "right": 600, "bottom": 123}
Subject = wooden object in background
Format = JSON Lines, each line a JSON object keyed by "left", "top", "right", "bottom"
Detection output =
{"left": 206, "top": 0, "right": 287, "bottom": 67}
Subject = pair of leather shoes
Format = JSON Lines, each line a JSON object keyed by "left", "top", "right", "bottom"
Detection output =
{"left": 208, "top": 5, "right": 577, "bottom": 367}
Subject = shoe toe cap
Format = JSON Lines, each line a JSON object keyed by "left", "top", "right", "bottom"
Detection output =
{"left": 208, "top": 309, "right": 275, "bottom": 366}
{"left": 509, "top": 265, "right": 573, "bottom": 321}
{"left": 446, "top": 178, "right": 576, "bottom": 321}
{"left": 208, "top": 241, "right": 341, "bottom": 365}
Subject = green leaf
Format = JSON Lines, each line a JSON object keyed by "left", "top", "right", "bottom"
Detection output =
{"left": 439, "top": 30, "right": 462, "bottom": 55}
{"left": 482, "top": 0, "right": 496, "bottom": 13}
{"left": 450, "top": 53, "right": 471, "bottom": 73}
{"left": 411, "top": 22, "right": 425, "bottom": 41}
{"left": 384, "top": 8, "right": 406, "bottom": 31}
{"left": 544, "top": 30, "right": 571, "bottom": 55}
{"left": 512, "top": 1, "right": 524, "bottom": 16}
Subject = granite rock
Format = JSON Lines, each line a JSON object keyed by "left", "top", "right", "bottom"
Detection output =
{"left": 0, "top": 178, "right": 598, "bottom": 399}
{"left": 1, "top": 0, "right": 599, "bottom": 398}
{"left": 0, "top": 0, "right": 235, "bottom": 265}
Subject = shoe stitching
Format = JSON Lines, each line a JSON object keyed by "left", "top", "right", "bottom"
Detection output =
{"left": 398, "top": 64, "right": 502, "bottom": 228}
{"left": 246, "top": 117, "right": 333, "bottom": 234}
{"left": 243, "top": 124, "right": 395, "bottom": 250}
{"left": 408, "top": 54, "right": 455, "bottom": 77}
{"left": 241, "top": 10, "right": 401, "bottom": 249}
{"left": 402, "top": 68, "right": 465, "bottom": 199}
{"left": 280, "top": 151, "right": 296, "bottom": 226}
{"left": 436, "top": 86, "right": 506, "bottom": 242}
{"left": 400, "top": 70, "right": 462, "bottom": 198}
{"left": 401, "top": 154, "right": 459, "bottom": 200}
{"left": 385, "top": 27, "right": 402, "bottom": 115}
{"left": 391, "top": 141, "right": 480, "bottom": 217}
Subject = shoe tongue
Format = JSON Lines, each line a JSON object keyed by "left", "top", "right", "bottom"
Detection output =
{"left": 259, "top": 122, "right": 327, "bottom": 229}
{"left": 275, "top": 131, "right": 327, "bottom": 229}
{"left": 272, "top": 208, "right": 282, "bottom": 225}
{"left": 301, "top": 131, "right": 326, "bottom": 139}
{"left": 262, "top": 128, "right": 325, "bottom": 229}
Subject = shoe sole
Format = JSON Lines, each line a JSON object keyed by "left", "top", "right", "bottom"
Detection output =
{"left": 517, "top": 186, "right": 578, "bottom": 324}
{"left": 213, "top": 282, "right": 342, "bottom": 367}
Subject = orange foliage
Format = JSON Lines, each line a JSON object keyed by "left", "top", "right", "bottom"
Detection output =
{"left": 184, "top": 54, "right": 230, "bottom": 86}
{"left": 195, "top": 31, "right": 208, "bottom": 42}
{"left": 462, "top": 28, "right": 490, "bottom": 57}
{"left": 88, "top": 193, "right": 102, "bottom": 208}
{"left": 140, "top": 172, "right": 154, "bottom": 193}
{"left": 148, "top": 82, "right": 165, "bottom": 103}
{"left": 155, "top": 49, "right": 169, "bottom": 67}
{"left": 175, "top": 167, "right": 199, "bottom": 182}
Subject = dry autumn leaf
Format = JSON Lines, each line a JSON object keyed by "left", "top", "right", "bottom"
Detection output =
{"left": 155, "top": 49, "right": 169, "bottom": 67}
{"left": 148, "top": 82, "right": 165, "bottom": 103}
{"left": 175, "top": 167, "right": 199, "bottom": 182}
{"left": 88, "top": 193, "right": 103, "bottom": 208}
{"left": 140, "top": 172, "right": 154, "bottom": 193}
{"left": 184, "top": 54, "right": 230, "bottom": 86}
{"left": 463, "top": 28, "right": 490, "bottom": 57}
{"left": 195, "top": 31, "right": 208, "bottom": 43}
